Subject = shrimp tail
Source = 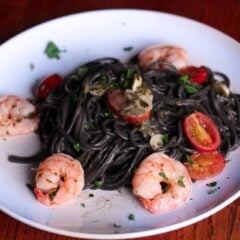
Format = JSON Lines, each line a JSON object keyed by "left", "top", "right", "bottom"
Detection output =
{"left": 34, "top": 187, "right": 51, "bottom": 206}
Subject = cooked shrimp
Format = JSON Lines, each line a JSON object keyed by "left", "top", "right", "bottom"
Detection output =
{"left": 0, "top": 95, "right": 39, "bottom": 137}
{"left": 34, "top": 153, "right": 84, "bottom": 207}
{"left": 132, "top": 152, "right": 192, "bottom": 214}
{"left": 138, "top": 45, "right": 188, "bottom": 69}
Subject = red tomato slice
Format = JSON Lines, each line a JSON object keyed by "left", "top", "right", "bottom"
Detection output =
{"left": 35, "top": 74, "right": 62, "bottom": 101}
{"left": 183, "top": 112, "right": 221, "bottom": 152}
{"left": 107, "top": 89, "right": 150, "bottom": 124}
{"left": 180, "top": 66, "right": 208, "bottom": 84}
{"left": 184, "top": 151, "right": 226, "bottom": 180}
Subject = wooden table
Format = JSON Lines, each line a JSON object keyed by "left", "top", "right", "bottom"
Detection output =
{"left": 0, "top": 1, "right": 240, "bottom": 239}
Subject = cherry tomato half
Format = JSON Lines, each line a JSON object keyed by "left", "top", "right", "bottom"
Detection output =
{"left": 184, "top": 151, "right": 226, "bottom": 180}
{"left": 183, "top": 112, "right": 221, "bottom": 152}
{"left": 180, "top": 66, "right": 208, "bottom": 84}
{"left": 107, "top": 89, "right": 150, "bottom": 125}
{"left": 35, "top": 74, "right": 62, "bottom": 101}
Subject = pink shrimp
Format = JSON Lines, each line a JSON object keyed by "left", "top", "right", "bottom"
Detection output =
{"left": 138, "top": 45, "right": 188, "bottom": 69}
{"left": 0, "top": 95, "right": 39, "bottom": 137}
{"left": 132, "top": 152, "right": 192, "bottom": 214}
{"left": 34, "top": 153, "right": 84, "bottom": 207}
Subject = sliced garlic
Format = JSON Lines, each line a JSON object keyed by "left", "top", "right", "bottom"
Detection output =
{"left": 84, "top": 84, "right": 107, "bottom": 96}
{"left": 150, "top": 134, "right": 164, "bottom": 150}
{"left": 213, "top": 81, "right": 230, "bottom": 97}
{"left": 132, "top": 74, "right": 143, "bottom": 92}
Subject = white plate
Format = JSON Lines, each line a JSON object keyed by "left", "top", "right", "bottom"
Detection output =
{"left": 0, "top": 9, "right": 240, "bottom": 239}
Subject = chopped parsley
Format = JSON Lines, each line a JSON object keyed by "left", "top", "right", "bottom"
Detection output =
{"left": 104, "top": 110, "right": 111, "bottom": 118}
{"left": 185, "top": 155, "right": 194, "bottom": 164}
{"left": 78, "top": 66, "right": 89, "bottom": 77}
{"left": 113, "top": 223, "right": 121, "bottom": 228}
{"left": 128, "top": 213, "right": 135, "bottom": 221}
{"left": 98, "top": 75, "right": 108, "bottom": 85}
{"left": 226, "top": 159, "right": 231, "bottom": 163}
{"left": 184, "top": 84, "right": 198, "bottom": 94}
{"left": 179, "top": 74, "right": 198, "bottom": 94}
{"left": 206, "top": 181, "right": 217, "bottom": 187}
{"left": 162, "top": 134, "right": 169, "bottom": 145}
{"left": 30, "top": 63, "right": 35, "bottom": 70}
{"left": 179, "top": 74, "right": 189, "bottom": 84}
{"left": 123, "top": 46, "right": 133, "bottom": 51}
{"left": 73, "top": 143, "right": 81, "bottom": 152}
{"left": 94, "top": 180, "right": 102, "bottom": 188}
{"left": 208, "top": 187, "right": 220, "bottom": 195}
{"left": 88, "top": 193, "right": 94, "bottom": 197}
{"left": 178, "top": 176, "right": 185, "bottom": 187}
{"left": 83, "top": 122, "right": 91, "bottom": 129}
{"left": 109, "top": 82, "right": 120, "bottom": 89}
{"left": 159, "top": 171, "right": 168, "bottom": 180}
{"left": 122, "top": 68, "right": 134, "bottom": 89}
{"left": 81, "top": 203, "right": 86, "bottom": 207}
{"left": 45, "top": 41, "right": 63, "bottom": 60}
{"left": 49, "top": 187, "right": 59, "bottom": 201}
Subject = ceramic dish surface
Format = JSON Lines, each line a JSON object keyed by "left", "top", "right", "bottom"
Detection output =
{"left": 0, "top": 9, "right": 240, "bottom": 239}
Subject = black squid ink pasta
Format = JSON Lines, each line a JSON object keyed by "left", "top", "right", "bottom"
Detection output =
{"left": 9, "top": 57, "right": 240, "bottom": 190}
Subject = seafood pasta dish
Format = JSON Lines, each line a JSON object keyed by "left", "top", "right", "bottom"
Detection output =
{"left": 3, "top": 44, "right": 239, "bottom": 214}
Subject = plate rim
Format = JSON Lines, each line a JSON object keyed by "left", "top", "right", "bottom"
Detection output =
{"left": 0, "top": 8, "right": 240, "bottom": 239}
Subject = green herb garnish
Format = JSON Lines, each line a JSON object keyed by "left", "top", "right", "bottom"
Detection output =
{"left": 179, "top": 74, "right": 198, "bottom": 94}
{"left": 49, "top": 187, "right": 59, "bottom": 201}
{"left": 83, "top": 122, "right": 91, "bottom": 129}
{"left": 104, "top": 110, "right": 111, "bottom": 118}
{"left": 113, "top": 223, "right": 122, "bottom": 228}
{"left": 128, "top": 213, "right": 135, "bottom": 221}
{"left": 109, "top": 82, "right": 120, "bottom": 89}
{"left": 162, "top": 134, "right": 169, "bottom": 145}
{"left": 73, "top": 143, "right": 81, "bottom": 152}
{"left": 179, "top": 74, "right": 189, "bottom": 84}
{"left": 94, "top": 180, "right": 102, "bottom": 188}
{"left": 184, "top": 84, "right": 198, "bottom": 94}
{"left": 30, "top": 63, "right": 35, "bottom": 70}
{"left": 98, "top": 75, "right": 108, "bottom": 84}
{"left": 45, "top": 41, "right": 62, "bottom": 59}
{"left": 206, "top": 181, "right": 217, "bottom": 187}
{"left": 159, "top": 172, "right": 168, "bottom": 180}
{"left": 123, "top": 46, "right": 133, "bottom": 51}
{"left": 88, "top": 193, "right": 94, "bottom": 197}
{"left": 208, "top": 188, "right": 219, "bottom": 194}
{"left": 186, "top": 155, "right": 194, "bottom": 164}
{"left": 81, "top": 203, "right": 86, "bottom": 207}
{"left": 178, "top": 176, "right": 185, "bottom": 187}
{"left": 122, "top": 68, "right": 134, "bottom": 89}
{"left": 226, "top": 159, "right": 231, "bottom": 163}
{"left": 78, "top": 66, "right": 89, "bottom": 77}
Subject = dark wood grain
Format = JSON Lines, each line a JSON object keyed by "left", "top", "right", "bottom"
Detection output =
{"left": 0, "top": 1, "right": 240, "bottom": 240}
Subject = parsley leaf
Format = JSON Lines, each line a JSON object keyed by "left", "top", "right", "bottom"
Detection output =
{"left": 128, "top": 213, "right": 135, "bottom": 221}
{"left": 81, "top": 203, "right": 86, "bottom": 207}
{"left": 49, "top": 187, "right": 59, "bottom": 201}
{"left": 123, "top": 46, "right": 133, "bottom": 51}
{"left": 73, "top": 143, "right": 81, "bottom": 152}
{"left": 185, "top": 155, "right": 194, "bottom": 164}
{"left": 113, "top": 223, "right": 122, "bottom": 228}
{"left": 208, "top": 188, "right": 219, "bottom": 194}
{"left": 122, "top": 68, "right": 134, "bottom": 89}
{"left": 178, "top": 176, "right": 185, "bottom": 187}
{"left": 45, "top": 41, "right": 62, "bottom": 60}
{"left": 159, "top": 172, "right": 168, "bottom": 180}
{"left": 179, "top": 74, "right": 189, "bottom": 84}
{"left": 104, "top": 110, "right": 111, "bottom": 118}
{"left": 162, "top": 134, "right": 169, "bottom": 145}
{"left": 30, "top": 63, "right": 35, "bottom": 70}
{"left": 109, "top": 82, "right": 120, "bottom": 89}
{"left": 206, "top": 181, "right": 217, "bottom": 187}
{"left": 98, "top": 75, "right": 108, "bottom": 85}
{"left": 94, "top": 180, "right": 102, "bottom": 188}
{"left": 184, "top": 84, "right": 198, "bottom": 94}
{"left": 88, "top": 193, "right": 94, "bottom": 197}
{"left": 78, "top": 66, "right": 89, "bottom": 77}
